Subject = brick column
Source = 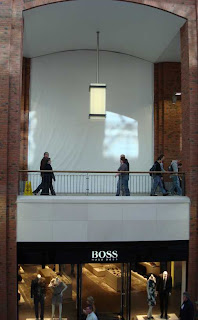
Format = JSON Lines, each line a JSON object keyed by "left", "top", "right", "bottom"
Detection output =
{"left": 0, "top": 0, "right": 23, "bottom": 319}
{"left": 181, "top": 21, "right": 198, "bottom": 301}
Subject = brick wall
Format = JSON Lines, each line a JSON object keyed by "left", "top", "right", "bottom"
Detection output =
{"left": 0, "top": 1, "right": 198, "bottom": 319}
{"left": 20, "top": 58, "right": 30, "bottom": 170}
{"left": 154, "top": 63, "right": 182, "bottom": 167}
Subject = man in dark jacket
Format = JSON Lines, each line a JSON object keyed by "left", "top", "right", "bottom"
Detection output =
{"left": 150, "top": 157, "right": 168, "bottom": 196}
{"left": 33, "top": 152, "right": 49, "bottom": 194}
{"left": 179, "top": 292, "right": 194, "bottom": 320}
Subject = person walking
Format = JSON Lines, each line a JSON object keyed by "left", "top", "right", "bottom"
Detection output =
{"left": 159, "top": 154, "right": 168, "bottom": 192}
{"left": 116, "top": 156, "right": 130, "bottom": 196}
{"left": 169, "top": 160, "right": 182, "bottom": 196}
{"left": 33, "top": 152, "right": 49, "bottom": 195}
{"left": 120, "top": 154, "right": 130, "bottom": 195}
{"left": 150, "top": 157, "right": 168, "bottom": 196}
{"left": 179, "top": 292, "right": 194, "bottom": 320}
{"left": 41, "top": 158, "right": 56, "bottom": 195}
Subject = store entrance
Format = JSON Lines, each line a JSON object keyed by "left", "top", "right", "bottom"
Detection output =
{"left": 17, "top": 261, "right": 186, "bottom": 320}
{"left": 17, "top": 241, "right": 188, "bottom": 320}
{"left": 17, "top": 263, "right": 131, "bottom": 320}
{"left": 78, "top": 263, "right": 131, "bottom": 320}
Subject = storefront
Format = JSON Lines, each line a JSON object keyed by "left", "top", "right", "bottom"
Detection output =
{"left": 17, "top": 241, "right": 188, "bottom": 320}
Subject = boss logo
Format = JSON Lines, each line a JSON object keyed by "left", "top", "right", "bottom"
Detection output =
{"left": 91, "top": 250, "right": 118, "bottom": 261}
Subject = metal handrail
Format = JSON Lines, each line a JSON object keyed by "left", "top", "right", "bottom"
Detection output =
{"left": 18, "top": 170, "right": 185, "bottom": 196}
{"left": 19, "top": 170, "right": 185, "bottom": 174}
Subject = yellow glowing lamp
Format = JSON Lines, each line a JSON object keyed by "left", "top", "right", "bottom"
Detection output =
{"left": 89, "top": 83, "right": 106, "bottom": 119}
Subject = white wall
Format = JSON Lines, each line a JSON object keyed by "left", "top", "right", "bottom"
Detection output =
{"left": 28, "top": 50, "right": 153, "bottom": 171}
{"left": 17, "top": 196, "right": 190, "bottom": 242}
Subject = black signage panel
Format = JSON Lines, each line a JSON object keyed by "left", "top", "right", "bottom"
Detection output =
{"left": 17, "top": 241, "right": 188, "bottom": 264}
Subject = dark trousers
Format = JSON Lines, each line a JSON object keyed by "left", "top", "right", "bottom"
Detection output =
{"left": 33, "top": 177, "right": 44, "bottom": 194}
{"left": 151, "top": 175, "right": 166, "bottom": 195}
{"left": 159, "top": 291, "right": 169, "bottom": 316}
{"left": 34, "top": 297, "right": 45, "bottom": 320}
{"left": 116, "top": 177, "right": 130, "bottom": 196}
{"left": 41, "top": 176, "right": 56, "bottom": 195}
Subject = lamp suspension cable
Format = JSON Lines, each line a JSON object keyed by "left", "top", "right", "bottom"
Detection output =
{"left": 96, "top": 31, "right": 99, "bottom": 83}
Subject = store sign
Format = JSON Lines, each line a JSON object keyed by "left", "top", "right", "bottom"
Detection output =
{"left": 91, "top": 250, "right": 118, "bottom": 262}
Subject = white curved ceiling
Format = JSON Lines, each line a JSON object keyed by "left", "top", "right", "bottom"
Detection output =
{"left": 23, "top": 0, "right": 185, "bottom": 62}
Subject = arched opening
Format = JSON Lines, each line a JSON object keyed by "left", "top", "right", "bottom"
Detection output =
{"left": 21, "top": 0, "right": 186, "bottom": 172}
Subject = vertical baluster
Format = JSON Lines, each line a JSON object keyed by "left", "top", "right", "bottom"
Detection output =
{"left": 90, "top": 174, "right": 92, "bottom": 195}
{"left": 86, "top": 173, "right": 89, "bottom": 196}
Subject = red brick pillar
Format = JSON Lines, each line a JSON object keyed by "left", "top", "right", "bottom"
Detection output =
{"left": 0, "top": 0, "right": 23, "bottom": 319}
{"left": 181, "top": 21, "right": 198, "bottom": 301}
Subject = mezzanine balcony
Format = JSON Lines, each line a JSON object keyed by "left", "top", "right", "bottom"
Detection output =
{"left": 17, "top": 171, "right": 190, "bottom": 243}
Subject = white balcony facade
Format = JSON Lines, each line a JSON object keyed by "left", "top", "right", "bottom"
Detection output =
{"left": 17, "top": 195, "right": 190, "bottom": 242}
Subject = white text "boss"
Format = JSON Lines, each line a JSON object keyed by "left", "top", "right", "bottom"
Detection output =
{"left": 92, "top": 250, "right": 118, "bottom": 259}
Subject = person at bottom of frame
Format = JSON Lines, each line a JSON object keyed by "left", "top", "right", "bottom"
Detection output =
{"left": 115, "top": 156, "right": 130, "bottom": 196}
{"left": 49, "top": 277, "right": 67, "bottom": 320}
{"left": 41, "top": 158, "right": 56, "bottom": 195}
{"left": 86, "top": 305, "right": 98, "bottom": 320}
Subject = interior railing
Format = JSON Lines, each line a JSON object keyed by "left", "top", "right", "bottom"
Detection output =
{"left": 18, "top": 171, "right": 185, "bottom": 196}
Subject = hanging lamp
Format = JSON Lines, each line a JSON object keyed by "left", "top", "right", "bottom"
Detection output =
{"left": 89, "top": 31, "right": 106, "bottom": 119}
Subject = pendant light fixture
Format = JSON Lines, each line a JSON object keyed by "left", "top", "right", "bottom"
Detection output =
{"left": 89, "top": 31, "right": 106, "bottom": 119}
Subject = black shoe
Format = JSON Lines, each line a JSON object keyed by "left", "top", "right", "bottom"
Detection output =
{"left": 150, "top": 194, "right": 157, "bottom": 196}
{"left": 165, "top": 315, "right": 168, "bottom": 319}
{"left": 160, "top": 315, "right": 163, "bottom": 319}
{"left": 116, "top": 194, "right": 119, "bottom": 196}
{"left": 163, "top": 193, "right": 169, "bottom": 196}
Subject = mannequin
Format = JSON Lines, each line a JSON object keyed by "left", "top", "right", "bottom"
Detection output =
{"left": 147, "top": 274, "right": 156, "bottom": 319}
{"left": 156, "top": 271, "right": 172, "bottom": 319}
{"left": 31, "top": 274, "right": 46, "bottom": 320}
{"left": 49, "top": 277, "right": 67, "bottom": 320}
